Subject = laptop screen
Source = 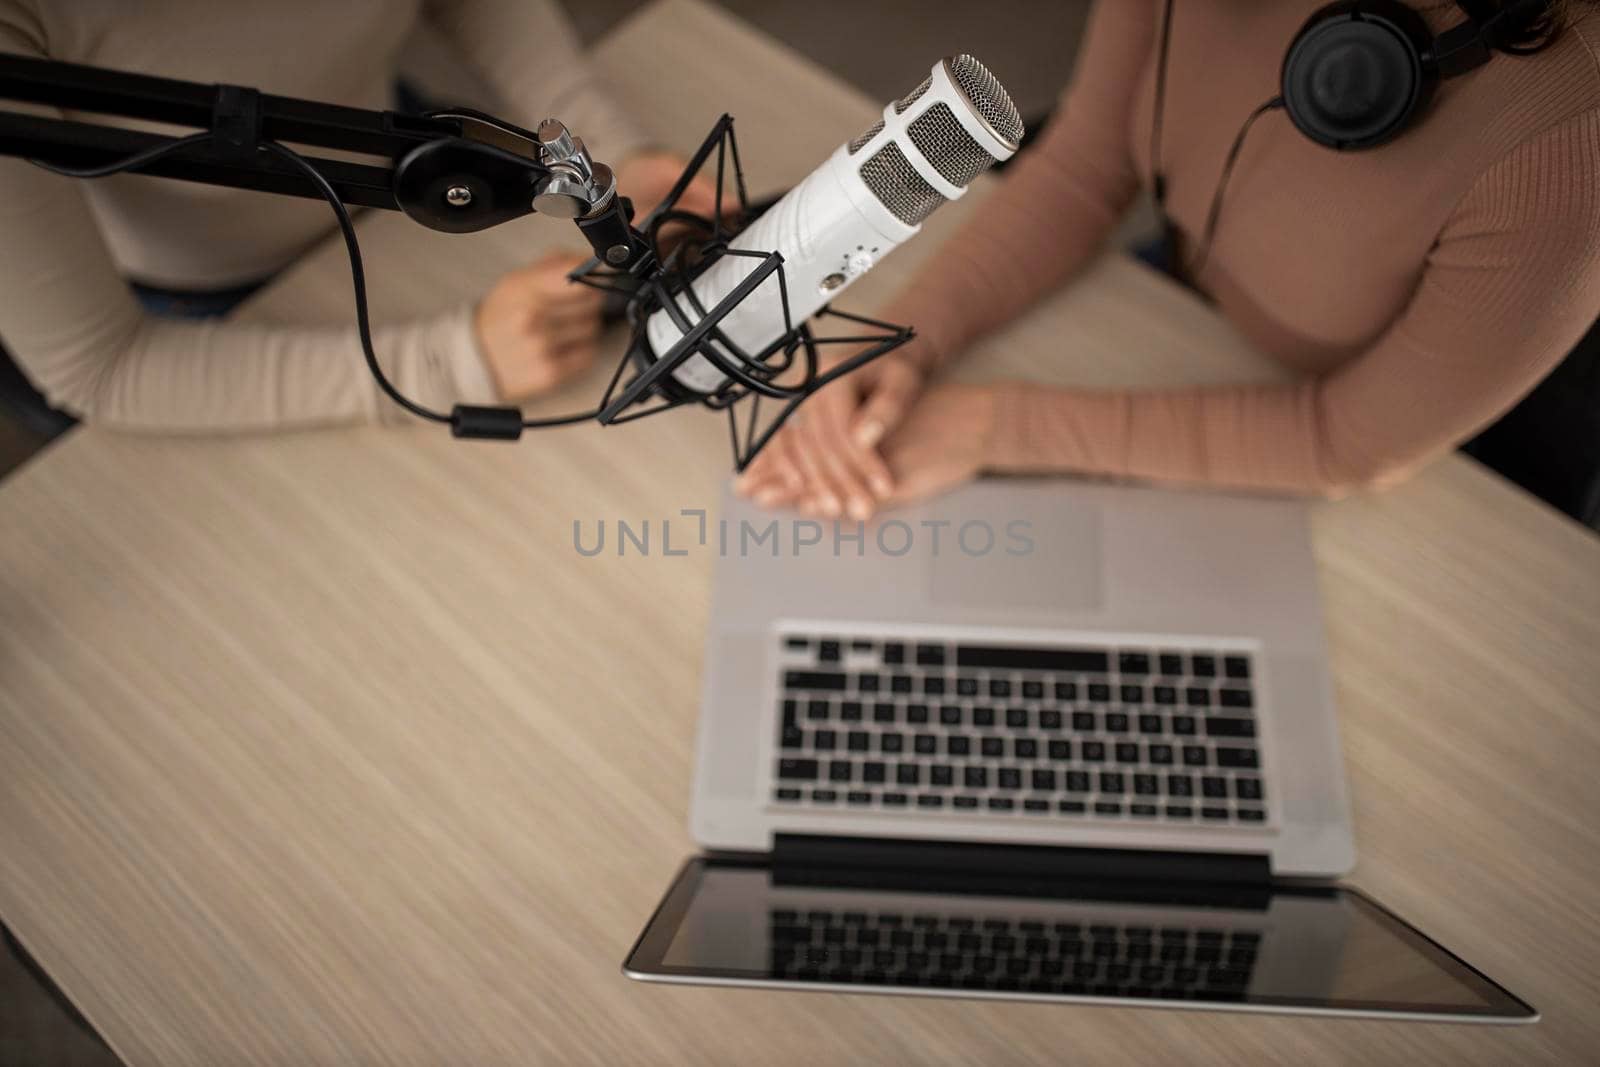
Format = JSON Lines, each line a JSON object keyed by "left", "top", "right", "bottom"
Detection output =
{"left": 625, "top": 857, "right": 1534, "bottom": 1021}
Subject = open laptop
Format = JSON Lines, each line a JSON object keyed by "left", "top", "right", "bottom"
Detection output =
{"left": 625, "top": 480, "right": 1535, "bottom": 1021}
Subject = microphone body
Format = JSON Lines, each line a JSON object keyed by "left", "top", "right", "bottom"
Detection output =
{"left": 645, "top": 56, "right": 1023, "bottom": 394}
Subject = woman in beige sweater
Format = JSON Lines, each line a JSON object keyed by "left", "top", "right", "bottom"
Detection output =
{"left": 737, "top": 0, "right": 1600, "bottom": 518}
{"left": 0, "top": 0, "right": 709, "bottom": 430}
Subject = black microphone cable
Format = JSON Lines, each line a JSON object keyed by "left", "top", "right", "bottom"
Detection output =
{"left": 33, "top": 136, "right": 609, "bottom": 435}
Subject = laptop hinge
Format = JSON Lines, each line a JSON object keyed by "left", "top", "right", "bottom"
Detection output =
{"left": 773, "top": 834, "right": 1270, "bottom": 887}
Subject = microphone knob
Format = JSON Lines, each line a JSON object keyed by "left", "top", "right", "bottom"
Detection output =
{"left": 846, "top": 250, "right": 875, "bottom": 276}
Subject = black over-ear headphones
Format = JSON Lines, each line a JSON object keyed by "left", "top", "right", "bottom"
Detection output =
{"left": 1151, "top": 0, "right": 1551, "bottom": 275}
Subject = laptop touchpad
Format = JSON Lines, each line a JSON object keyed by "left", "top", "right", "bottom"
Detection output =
{"left": 924, "top": 483, "right": 1103, "bottom": 613}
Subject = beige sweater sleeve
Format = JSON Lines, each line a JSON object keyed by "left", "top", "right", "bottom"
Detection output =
{"left": 984, "top": 110, "right": 1600, "bottom": 495}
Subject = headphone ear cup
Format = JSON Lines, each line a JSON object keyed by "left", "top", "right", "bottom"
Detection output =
{"left": 1281, "top": 0, "right": 1438, "bottom": 150}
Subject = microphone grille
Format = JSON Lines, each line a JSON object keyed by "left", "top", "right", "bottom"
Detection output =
{"left": 907, "top": 102, "right": 995, "bottom": 187}
{"left": 947, "top": 54, "right": 1024, "bottom": 149}
{"left": 859, "top": 141, "right": 946, "bottom": 226}
{"left": 893, "top": 76, "right": 933, "bottom": 115}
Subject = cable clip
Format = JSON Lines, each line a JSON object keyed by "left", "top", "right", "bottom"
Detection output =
{"left": 211, "top": 84, "right": 261, "bottom": 163}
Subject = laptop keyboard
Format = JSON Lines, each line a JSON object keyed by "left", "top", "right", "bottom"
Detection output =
{"left": 771, "top": 633, "right": 1267, "bottom": 824}
{"left": 769, "top": 908, "right": 1260, "bottom": 999}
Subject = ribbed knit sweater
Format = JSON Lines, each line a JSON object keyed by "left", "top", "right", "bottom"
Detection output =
{"left": 887, "top": 0, "right": 1600, "bottom": 494}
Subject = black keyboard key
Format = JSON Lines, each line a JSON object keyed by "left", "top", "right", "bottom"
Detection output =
{"left": 1182, "top": 745, "right": 1208, "bottom": 766}
{"left": 1039, "top": 709, "right": 1063, "bottom": 730}
{"left": 1191, "top": 655, "right": 1216, "bottom": 678}
{"left": 1066, "top": 771, "right": 1091, "bottom": 793}
{"left": 930, "top": 764, "right": 954, "bottom": 787}
{"left": 862, "top": 761, "right": 887, "bottom": 783}
{"left": 1166, "top": 804, "right": 1193, "bottom": 818}
{"left": 1115, "top": 742, "right": 1141, "bottom": 764}
{"left": 1167, "top": 774, "right": 1194, "bottom": 797}
{"left": 987, "top": 797, "right": 1015, "bottom": 811}
{"left": 1105, "top": 713, "right": 1130, "bottom": 733}
{"left": 914, "top": 733, "right": 938, "bottom": 755}
{"left": 1094, "top": 801, "right": 1123, "bottom": 816}
{"left": 989, "top": 679, "right": 1012, "bottom": 698}
{"left": 897, "top": 763, "right": 921, "bottom": 786}
{"left": 776, "top": 787, "right": 802, "bottom": 801}
{"left": 973, "top": 707, "right": 996, "bottom": 727}
{"left": 1031, "top": 769, "right": 1057, "bottom": 791}
{"left": 956, "top": 676, "right": 979, "bottom": 696}
{"left": 1185, "top": 687, "right": 1211, "bottom": 707}
{"left": 881, "top": 642, "right": 905, "bottom": 665}
{"left": 1005, "top": 707, "right": 1029, "bottom": 729}
{"left": 1014, "top": 738, "right": 1038, "bottom": 759}
{"left": 873, "top": 702, "right": 896, "bottom": 724}
{"left": 1205, "top": 716, "right": 1256, "bottom": 738}
{"left": 818, "top": 641, "right": 841, "bottom": 663}
{"left": 906, "top": 703, "right": 930, "bottom": 725}
{"left": 947, "top": 736, "right": 972, "bottom": 757}
{"left": 830, "top": 760, "right": 854, "bottom": 782}
{"left": 1088, "top": 683, "right": 1111, "bottom": 703}
{"left": 1131, "top": 803, "right": 1158, "bottom": 817}
{"left": 922, "top": 677, "right": 946, "bottom": 696}
{"left": 1201, "top": 776, "right": 1228, "bottom": 798}
{"left": 1072, "top": 711, "right": 1097, "bottom": 732}
{"left": 857, "top": 674, "right": 881, "bottom": 693}
{"left": 964, "top": 767, "right": 988, "bottom": 789}
{"left": 1219, "top": 688, "right": 1254, "bottom": 709}
{"left": 847, "top": 790, "right": 873, "bottom": 806}
{"left": 1153, "top": 685, "right": 1177, "bottom": 706}
{"left": 840, "top": 701, "right": 863, "bottom": 721}
{"left": 1058, "top": 799, "right": 1087, "bottom": 814}
{"left": 997, "top": 768, "right": 1023, "bottom": 790}
{"left": 956, "top": 646, "right": 1109, "bottom": 673}
{"left": 778, "top": 758, "right": 819, "bottom": 780}
{"left": 1099, "top": 772, "right": 1125, "bottom": 794}
{"left": 1120, "top": 684, "right": 1145, "bottom": 703}
{"left": 1201, "top": 806, "right": 1230, "bottom": 821}
{"left": 916, "top": 643, "right": 946, "bottom": 667}
{"left": 1234, "top": 777, "right": 1264, "bottom": 801}
{"left": 1148, "top": 743, "right": 1174, "bottom": 765}
{"left": 1022, "top": 680, "right": 1045, "bottom": 699}
{"left": 807, "top": 700, "right": 830, "bottom": 721}
{"left": 1047, "top": 739, "right": 1072, "bottom": 760}
{"left": 1216, "top": 746, "right": 1259, "bottom": 769}
{"left": 1173, "top": 715, "right": 1198, "bottom": 736}
{"left": 1138, "top": 714, "right": 1163, "bottom": 734}
{"left": 786, "top": 670, "right": 847, "bottom": 691}
{"left": 890, "top": 675, "right": 913, "bottom": 694}
{"left": 1054, "top": 681, "right": 1078, "bottom": 701}
{"left": 917, "top": 794, "right": 944, "bottom": 809}
{"left": 880, "top": 733, "right": 905, "bottom": 754}
{"left": 1238, "top": 808, "right": 1266, "bottom": 822}
{"left": 812, "top": 788, "right": 838, "bottom": 803}
{"left": 1224, "top": 656, "right": 1251, "bottom": 679}
{"left": 781, "top": 726, "right": 804, "bottom": 749}
{"left": 1158, "top": 653, "right": 1184, "bottom": 676}
{"left": 1134, "top": 773, "right": 1159, "bottom": 795}
{"left": 882, "top": 792, "right": 909, "bottom": 807}
{"left": 978, "top": 737, "right": 1003, "bottom": 758}
{"left": 939, "top": 705, "right": 963, "bottom": 726}
{"left": 1023, "top": 798, "right": 1050, "bottom": 813}
{"left": 813, "top": 729, "right": 836, "bottom": 751}
{"left": 1118, "top": 652, "right": 1151, "bottom": 675}
{"left": 953, "top": 795, "right": 980, "bottom": 810}
{"left": 847, "top": 730, "right": 870, "bottom": 752}
{"left": 1082, "top": 741, "right": 1106, "bottom": 762}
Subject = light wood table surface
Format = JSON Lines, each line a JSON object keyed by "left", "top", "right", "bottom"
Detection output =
{"left": 3, "top": 2, "right": 1598, "bottom": 1064}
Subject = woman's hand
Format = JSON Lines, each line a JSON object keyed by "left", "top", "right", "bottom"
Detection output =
{"left": 734, "top": 346, "right": 930, "bottom": 518}
{"left": 875, "top": 383, "right": 996, "bottom": 511}
{"left": 474, "top": 251, "right": 604, "bottom": 401}
{"left": 615, "top": 150, "right": 722, "bottom": 221}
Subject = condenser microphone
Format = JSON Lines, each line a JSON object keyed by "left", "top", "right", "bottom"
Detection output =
{"left": 644, "top": 55, "right": 1023, "bottom": 394}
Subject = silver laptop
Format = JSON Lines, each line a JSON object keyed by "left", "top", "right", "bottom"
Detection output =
{"left": 625, "top": 479, "right": 1535, "bottom": 1022}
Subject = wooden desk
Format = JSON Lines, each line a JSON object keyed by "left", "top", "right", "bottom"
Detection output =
{"left": 2, "top": 2, "right": 1598, "bottom": 1063}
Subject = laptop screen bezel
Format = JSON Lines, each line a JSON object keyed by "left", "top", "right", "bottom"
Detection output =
{"left": 622, "top": 855, "right": 1537, "bottom": 1022}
